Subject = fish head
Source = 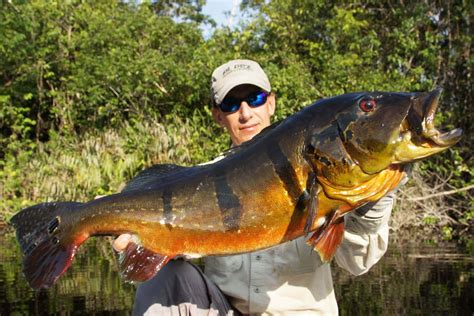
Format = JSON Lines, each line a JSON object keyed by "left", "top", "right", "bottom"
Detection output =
{"left": 339, "top": 88, "right": 462, "bottom": 175}
{"left": 308, "top": 89, "right": 462, "bottom": 188}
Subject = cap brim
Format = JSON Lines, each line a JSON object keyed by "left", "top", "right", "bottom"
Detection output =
{"left": 215, "top": 73, "right": 271, "bottom": 105}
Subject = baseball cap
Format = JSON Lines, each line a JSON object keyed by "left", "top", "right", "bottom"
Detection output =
{"left": 211, "top": 59, "right": 271, "bottom": 105}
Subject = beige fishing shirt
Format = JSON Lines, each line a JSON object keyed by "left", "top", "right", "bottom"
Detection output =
{"left": 204, "top": 192, "right": 394, "bottom": 315}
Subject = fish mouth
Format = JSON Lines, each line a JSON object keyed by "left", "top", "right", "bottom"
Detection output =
{"left": 396, "top": 88, "right": 463, "bottom": 162}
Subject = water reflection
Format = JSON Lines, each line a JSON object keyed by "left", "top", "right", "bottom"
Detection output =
{"left": 333, "top": 242, "right": 474, "bottom": 315}
{"left": 1, "top": 230, "right": 473, "bottom": 315}
{"left": 0, "top": 233, "right": 135, "bottom": 315}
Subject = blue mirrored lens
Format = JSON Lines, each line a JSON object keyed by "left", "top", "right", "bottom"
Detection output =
{"left": 248, "top": 91, "right": 268, "bottom": 106}
{"left": 219, "top": 102, "right": 240, "bottom": 113}
{"left": 219, "top": 91, "right": 268, "bottom": 113}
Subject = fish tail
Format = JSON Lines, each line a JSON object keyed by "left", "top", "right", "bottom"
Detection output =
{"left": 10, "top": 202, "right": 84, "bottom": 289}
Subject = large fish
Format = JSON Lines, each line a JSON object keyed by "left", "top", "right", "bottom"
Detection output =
{"left": 11, "top": 89, "right": 462, "bottom": 289}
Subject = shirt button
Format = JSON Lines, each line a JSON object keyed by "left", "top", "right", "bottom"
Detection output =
{"left": 254, "top": 288, "right": 260, "bottom": 293}
{"left": 255, "top": 255, "right": 261, "bottom": 261}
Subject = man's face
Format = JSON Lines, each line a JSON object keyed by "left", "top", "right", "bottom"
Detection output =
{"left": 212, "top": 84, "right": 275, "bottom": 146}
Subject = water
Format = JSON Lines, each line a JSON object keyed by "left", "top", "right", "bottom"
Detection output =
{"left": 333, "top": 242, "right": 474, "bottom": 315}
{"left": 1, "top": 230, "right": 473, "bottom": 315}
{"left": 0, "top": 233, "right": 135, "bottom": 315}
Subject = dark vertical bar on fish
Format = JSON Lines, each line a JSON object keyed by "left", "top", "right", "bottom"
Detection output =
{"left": 213, "top": 174, "right": 242, "bottom": 231}
{"left": 267, "top": 143, "right": 302, "bottom": 201}
{"left": 162, "top": 187, "right": 173, "bottom": 223}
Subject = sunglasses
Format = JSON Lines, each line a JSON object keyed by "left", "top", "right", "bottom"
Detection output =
{"left": 218, "top": 91, "right": 269, "bottom": 113}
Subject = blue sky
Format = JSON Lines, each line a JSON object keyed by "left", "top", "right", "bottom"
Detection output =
{"left": 201, "top": 0, "right": 242, "bottom": 37}
{"left": 202, "top": 0, "right": 239, "bottom": 27}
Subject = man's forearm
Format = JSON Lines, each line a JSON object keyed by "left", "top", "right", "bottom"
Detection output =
{"left": 334, "top": 193, "right": 395, "bottom": 275}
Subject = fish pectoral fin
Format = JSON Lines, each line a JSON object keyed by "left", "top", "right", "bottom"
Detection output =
{"left": 307, "top": 211, "right": 345, "bottom": 263}
{"left": 304, "top": 173, "right": 320, "bottom": 236}
{"left": 119, "top": 237, "right": 173, "bottom": 283}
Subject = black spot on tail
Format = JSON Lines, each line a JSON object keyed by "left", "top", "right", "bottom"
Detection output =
{"left": 48, "top": 216, "right": 60, "bottom": 235}
{"left": 11, "top": 203, "right": 79, "bottom": 254}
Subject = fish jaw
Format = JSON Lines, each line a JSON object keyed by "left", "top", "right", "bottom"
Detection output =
{"left": 393, "top": 89, "right": 463, "bottom": 163}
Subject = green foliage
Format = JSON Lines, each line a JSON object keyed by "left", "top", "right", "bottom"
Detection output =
{"left": 0, "top": 1, "right": 212, "bottom": 142}
{"left": 442, "top": 226, "right": 454, "bottom": 240}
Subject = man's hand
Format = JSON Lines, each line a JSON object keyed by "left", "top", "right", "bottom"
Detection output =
{"left": 113, "top": 233, "right": 132, "bottom": 252}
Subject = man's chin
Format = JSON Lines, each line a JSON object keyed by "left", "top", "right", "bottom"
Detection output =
{"left": 240, "top": 131, "right": 259, "bottom": 143}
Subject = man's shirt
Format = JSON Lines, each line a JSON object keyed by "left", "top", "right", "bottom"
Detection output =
{"left": 204, "top": 193, "right": 394, "bottom": 315}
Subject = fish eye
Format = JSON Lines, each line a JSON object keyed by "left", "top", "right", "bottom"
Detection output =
{"left": 359, "top": 99, "right": 377, "bottom": 112}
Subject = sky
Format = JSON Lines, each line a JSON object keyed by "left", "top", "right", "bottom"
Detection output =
{"left": 201, "top": 0, "right": 242, "bottom": 37}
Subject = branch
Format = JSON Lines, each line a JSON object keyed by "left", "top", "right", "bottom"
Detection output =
{"left": 407, "top": 184, "right": 474, "bottom": 201}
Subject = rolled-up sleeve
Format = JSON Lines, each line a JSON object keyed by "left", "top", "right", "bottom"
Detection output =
{"left": 334, "top": 192, "right": 395, "bottom": 275}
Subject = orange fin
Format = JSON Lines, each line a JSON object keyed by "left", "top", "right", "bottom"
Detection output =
{"left": 307, "top": 212, "right": 345, "bottom": 263}
{"left": 119, "top": 239, "right": 172, "bottom": 282}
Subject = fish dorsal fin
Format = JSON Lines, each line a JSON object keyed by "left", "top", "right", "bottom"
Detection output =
{"left": 222, "top": 120, "right": 284, "bottom": 157}
{"left": 122, "top": 164, "right": 189, "bottom": 192}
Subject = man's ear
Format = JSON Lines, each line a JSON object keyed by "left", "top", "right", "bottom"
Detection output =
{"left": 212, "top": 106, "right": 224, "bottom": 127}
{"left": 267, "top": 93, "right": 276, "bottom": 116}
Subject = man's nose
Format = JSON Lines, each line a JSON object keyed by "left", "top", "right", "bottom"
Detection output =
{"left": 239, "top": 102, "right": 253, "bottom": 121}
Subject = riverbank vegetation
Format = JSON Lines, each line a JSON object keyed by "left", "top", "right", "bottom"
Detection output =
{"left": 1, "top": 1, "right": 472, "bottom": 241}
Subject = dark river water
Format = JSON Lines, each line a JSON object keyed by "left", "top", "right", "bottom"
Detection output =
{"left": 1, "top": 230, "right": 473, "bottom": 315}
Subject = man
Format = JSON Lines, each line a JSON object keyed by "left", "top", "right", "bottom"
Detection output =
{"left": 115, "top": 59, "right": 397, "bottom": 315}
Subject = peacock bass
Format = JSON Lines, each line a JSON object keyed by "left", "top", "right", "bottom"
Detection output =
{"left": 11, "top": 89, "right": 462, "bottom": 289}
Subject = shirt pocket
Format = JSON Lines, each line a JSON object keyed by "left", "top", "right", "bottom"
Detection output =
{"left": 274, "top": 238, "right": 322, "bottom": 275}
{"left": 204, "top": 254, "right": 243, "bottom": 274}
